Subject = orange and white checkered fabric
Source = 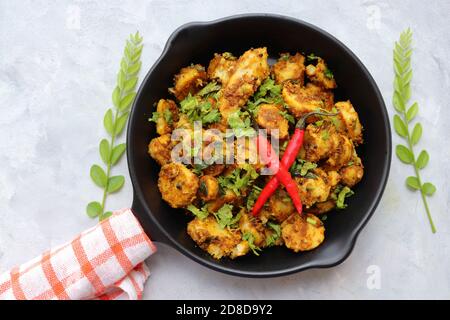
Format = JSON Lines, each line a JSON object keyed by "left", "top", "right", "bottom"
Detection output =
{"left": 0, "top": 208, "right": 156, "bottom": 300}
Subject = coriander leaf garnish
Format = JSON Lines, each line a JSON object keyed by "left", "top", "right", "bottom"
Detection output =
{"left": 265, "top": 221, "right": 281, "bottom": 247}
{"left": 242, "top": 232, "right": 262, "bottom": 256}
{"left": 392, "top": 29, "right": 437, "bottom": 233}
{"left": 218, "top": 165, "right": 259, "bottom": 196}
{"left": 87, "top": 32, "right": 143, "bottom": 221}
{"left": 279, "top": 53, "right": 290, "bottom": 61}
{"left": 335, "top": 186, "right": 354, "bottom": 209}
{"left": 290, "top": 159, "right": 317, "bottom": 178}
{"left": 213, "top": 204, "right": 241, "bottom": 229}
{"left": 163, "top": 109, "right": 173, "bottom": 124}
{"left": 307, "top": 53, "right": 319, "bottom": 63}
{"left": 246, "top": 185, "right": 262, "bottom": 211}
{"left": 198, "top": 81, "right": 221, "bottom": 97}
{"left": 187, "top": 204, "right": 209, "bottom": 220}
{"left": 148, "top": 111, "right": 160, "bottom": 123}
{"left": 324, "top": 68, "right": 334, "bottom": 79}
{"left": 226, "top": 110, "right": 255, "bottom": 137}
{"left": 279, "top": 110, "right": 295, "bottom": 124}
{"left": 246, "top": 77, "right": 284, "bottom": 115}
{"left": 180, "top": 93, "right": 221, "bottom": 124}
{"left": 306, "top": 216, "right": 317, "bottom": 226}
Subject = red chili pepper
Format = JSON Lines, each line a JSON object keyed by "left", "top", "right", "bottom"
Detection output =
{"left": 254, "top": 134, "right": 303, "bottom": 214}
{"left": 252, "top": 111, "right": 338, "bottom": 216}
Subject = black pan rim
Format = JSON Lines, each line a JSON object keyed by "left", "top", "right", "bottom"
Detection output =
{"left": 127, "top": 13, "right": 392, "bottom": 278}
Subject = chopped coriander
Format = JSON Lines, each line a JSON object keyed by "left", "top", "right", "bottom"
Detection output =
{"left": 254, "top": 78, "right": 282, "bottom": 101}
{"left": 322, "top": 130, "right": 330, "bottom": 141}
{"left": 180, "top": 93, "right": 221, "bottom": 124}
{"left": 306, "top": 216, "right": 317, "bottom": 226}
{"left": 279, "top": 110, "right": 295, "bottom": 124}
{"left": 279, "top": 53, "right": 290, "bottom": 61}
{"left": 245, "top": 78, "right": 284, "bottom": 116}
{"left": 148, "top": 111, "right": 160, "bottom": 123}
{"left": 163, "top": 109, "right": 173, "bottom": 124}
{"left": 321, "top": 215, "right": 328, "bottom": 221}
{"left": 202, "top": 108, "right": 221, "bottom": 123}
{"left": 218, "top": 165, "right": 259, "bottom": 196}
{"left": 265, "top": 222, "right": 281, "bottom": 247}
{"left": 307, "top": 53, "right": 319, "bottom": 62}
{"left": 290, "top": 159, "right": 317, "bottom": 177}
{"left": 335, "top": 186, "right": 355, "bottom": 209}
{"left": 242, "top": 232, "right": 261, "bottom": 256}
{"left": 246, "top": 185, "right": 262, "bottom": 210}
{"left": 187, "top": 204, "right": 209, "bottom": 220}
{"left": 192, "top": 162, "right": 209, "bottom": 175}
{"left": 324, "top": 68, "right": 334, "bottom": 79}
{"left": 314, "top": 120, "right": 324, "bottom": 126}
{"left": 213, "top": 204, "right": 241, "bottom": 229}
{"left": 197, "top": 81, "right": 221, "bottom": 97}
{"left": 227, "top": 110, "right": 255, "bottom": 137}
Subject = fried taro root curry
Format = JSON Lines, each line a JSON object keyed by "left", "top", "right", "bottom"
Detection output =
{"left": 148, "top": 48, "right": 364, "bottom": 259}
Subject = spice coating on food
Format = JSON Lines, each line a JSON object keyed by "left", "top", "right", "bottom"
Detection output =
{"left": 148, "top": 48, "right": 364, "bottom": 259}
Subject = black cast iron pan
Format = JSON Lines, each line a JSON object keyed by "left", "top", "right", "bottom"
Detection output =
{"left": 127, "top": 14, "right": 391, "bottom": 278}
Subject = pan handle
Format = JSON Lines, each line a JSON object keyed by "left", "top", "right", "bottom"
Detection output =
{"left": 131, "top": 194, "right": 172, "bottom": 245}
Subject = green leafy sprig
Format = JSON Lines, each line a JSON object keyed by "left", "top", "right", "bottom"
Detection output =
{"left": 392, "top": 29, "right": 437, "bottom": 233}
{"left": 86, "top": 32, "right": 143, "bottom": 220}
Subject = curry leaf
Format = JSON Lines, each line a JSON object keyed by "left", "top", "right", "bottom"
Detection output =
{"left": 392, "top": 29, "right": 436, "bottom": 233}
{"left": 396, "top": 145, "right": 414, "bottom": 164}
{"left": 87, "top": 32, "right": 143, "bottom": 220}
{"left": 422, "top": 183, "right": 436, "bottom": 196}
{"left": 416, "top": 150, "right": 429, "bottom": 169}
{"left": 410, "top": 123, "right": 422, "bottom": 145}
{"left": 406, "top": 176, "right": 420, "bottom": 190}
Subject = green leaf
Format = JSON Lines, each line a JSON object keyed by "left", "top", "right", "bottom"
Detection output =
{"left": 336, "top": 186, "right": 354, "bottom": 209}
{"left": 112, "top": 86, "right": 121, "bottom": 108}
{"left": 107, "top": 175, "right": 125, "bottom": 193}
{"left": 242, "top": 232, "right": 261, "bottom": 256}
{"left": 406, "top": 176, "right": 420, "bottom": 190}
{"left": 111, "top": 143, "right": 126, "bottom": 165}
{"left": 187, "top": 204, "right": 209, "bottom": 220}
{"left": 115, "top": 112, "right": 129, "bottom": 135}
{"left": 422, "top": 183, "right": 436, "bottom": 196}
{"left": 119, "top": 92, "right": 136, "bottom": 111}
{"left": 392, "top": 92, "right": 405, "bottom": 112}
{"left": 104, "top": 109, "right": 114, "bottom": 136}
{"left": 393, "top": 115, "right": 408, "bottom": 138}
{"left": 90, "top": 164, "right": 107, "bottom": 188}
{"left": 86, "top": 201, "right": 102, "bottom": 218}
{"left": 406, "top": 102, "right": 418, "bottom": 122}
{"left": 402, "top": 69, "right": 413, "bottom": 85}
{"left": 411, "top": 123, "right": 422, "bottom": 145}
{"left": 396, "top": 145, "right": 414, "bottom": 164}
{"left": 100, "top": 211, "right": 113, "bottom": 221}
{"left": 99, "top": 139, "right": 110, "bottom": 164}
{"left": 416, "top": 150, "right": 429, "bottom": 169}
{"left": 117, "top": 69, "right": 125, "bottom": 90}
{"left": 213, "top": 204, "right": 241, "bottom": 229}
{"left": 128, "top": 61, "right": 142, "bottom": 75}
{"left": 124, "top": 77, "right": 138, "bottom": 92}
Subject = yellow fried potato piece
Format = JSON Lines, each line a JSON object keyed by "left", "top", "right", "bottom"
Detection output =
{"left": 187, "top": 216, "right": 241, "bottom": 259}
{"left": 158, "top": 163, "right": 199, "bottom": 208}
{"left": 219, "top": 48, "right": 270, "bottom": 120}
{"left": 281, "top": 213, "right": 325, "bottom": 252}
{"left": 272, "top": 53, "right": 305, "bottom": 85}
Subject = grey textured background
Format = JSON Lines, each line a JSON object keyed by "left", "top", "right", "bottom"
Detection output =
{"left": 0, "top": 0, "right": 449, "bottom": 299}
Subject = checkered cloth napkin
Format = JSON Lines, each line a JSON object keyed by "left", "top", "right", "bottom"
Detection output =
{"left": 0, "top": 209, "right": 156, "bottom": 300}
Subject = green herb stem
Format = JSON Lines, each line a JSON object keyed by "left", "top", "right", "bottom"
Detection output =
{"left": 403, "top": 119, "right": 436, "bottom": 233}
{"left": 101, "top": 108, "right": 119, "bottom": 212}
